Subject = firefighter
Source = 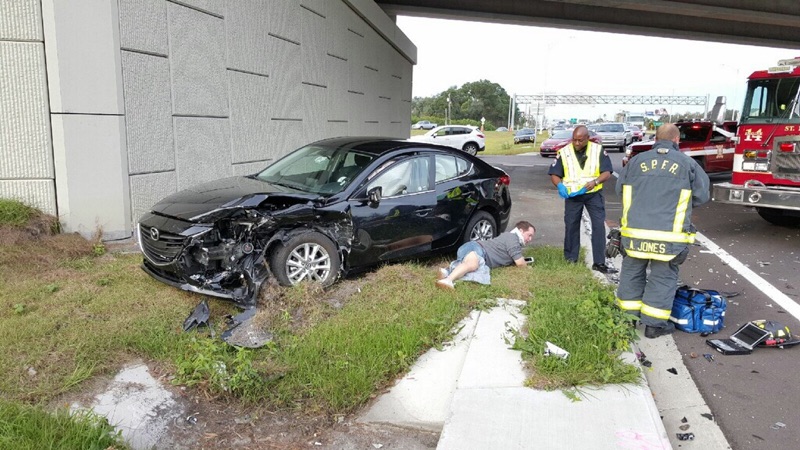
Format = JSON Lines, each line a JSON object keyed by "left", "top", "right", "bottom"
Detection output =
{"left": 548, "top": 125, "right": 616, "bottom": 273}
{"left": 615, "top": 123, "right": 710, "bottom": 338}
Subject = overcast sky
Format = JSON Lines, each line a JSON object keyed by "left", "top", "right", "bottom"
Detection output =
{"left": 395, "top": 16, "right": 797, "bottom": 122}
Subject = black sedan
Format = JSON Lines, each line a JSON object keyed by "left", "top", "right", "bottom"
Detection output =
{"left": 137, "top": 137, "right": 512, "bottom": 306}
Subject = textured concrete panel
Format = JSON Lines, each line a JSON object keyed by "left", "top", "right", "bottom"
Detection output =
{"left": 301, "top": 83, "right": 328, "bottom": 143}
{"left": 0, "top": 42, "right": 53, "bottom": 179}
{"left": 266, "top": 120, "right": 306, "bottom": 160}
{"left": 0, "top": 0, "right": 43, "bottom": 41}
{"left": 347, "top": 91, "right": 367, "bottom": 135}
{"left": 232, "top": 161, "right": 271, "bottom": 177}
{"left": 228, "top": 71, "right": 278, "bottom": 164}
{"left": 118, "top": 0, "right": 168, "bottom": 55}
{"left": 326, "top": 55, "right": 349, "bottom": 122}
{"left": 174, "top": 117, "right": 231, "bottom": 190}
{"left": 168, "top": 3, "right": 227, "bottom": 116}
{"left": 300, "top": 6, "right": 327, "bottom": 88}
{"left": 129, "top": 171, "right": 177, "bottom": 224}
{"left": 41, "top": 0, "right": 124, "bottom": 114}
{"left": 225, "top": 0, "right": 298, "bottom": 77}
{"left": 325, "top": 1, "right": 352, "bottom": 61}
{"left": 326, "top": 120, "right": 350, "bottom": 139}
{"left": 0, "top": 180, "right": 56, "bottom": 216}
{"left": 262, "top": 0, "right": 300, "bottom": 44}
{"left": 174, "top": 0, "right": 224, "bottom": 17}
{"left": 267, "top": 38, "right": 302, "bottom": 119}
{"left": 51, "top": 115, "right": 131, "bottom": 239}
{"left": 121, "top": 51, "right": 174, "bottom": 174}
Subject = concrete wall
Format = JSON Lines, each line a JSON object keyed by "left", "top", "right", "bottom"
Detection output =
{"left": 0, "top": 0, "right": 415, "bottom": 239}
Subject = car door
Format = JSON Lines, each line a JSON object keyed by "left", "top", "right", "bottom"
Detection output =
{"left": 347, "top": 155, "right": 436, "bottom": 268}
{"left": 705, "top": 129, "right": 736, "bottom": 172}
{"left": 430, "top": 153, "right": 478, "bottom": 249}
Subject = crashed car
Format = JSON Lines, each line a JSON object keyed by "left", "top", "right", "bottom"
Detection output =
{"left": 137, "top": 137, "right": 512, "bottom": 306}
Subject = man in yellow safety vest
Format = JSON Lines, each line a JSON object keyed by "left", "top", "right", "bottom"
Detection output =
{"left": 548, "top": 125, "right": 616, "bottom": 273}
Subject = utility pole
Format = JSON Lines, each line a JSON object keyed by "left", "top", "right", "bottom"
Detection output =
{"left": 510, "top": 95, "right": 516, "bottom": 131}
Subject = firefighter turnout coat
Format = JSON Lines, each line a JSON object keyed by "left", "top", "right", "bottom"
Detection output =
{"left": 615, "top": 140, "right": 710, "bottom": 261}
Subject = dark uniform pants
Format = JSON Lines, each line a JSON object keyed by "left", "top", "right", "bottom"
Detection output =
{"left": 563, "top": 191, "right": 606, "bottom": 265}
{"left": 615, "top": 247, "right": 690, "bottom": 327}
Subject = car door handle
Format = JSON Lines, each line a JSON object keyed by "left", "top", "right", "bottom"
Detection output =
{"left": 415, "top": 207, "right": 432, "bottom": 217}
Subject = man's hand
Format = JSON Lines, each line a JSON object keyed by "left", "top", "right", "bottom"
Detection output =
{"left": 568, "top": 186, "right": 587, "bottom": 197}
{"left": 557, "top": 182, "right": 569, "bottom": 199}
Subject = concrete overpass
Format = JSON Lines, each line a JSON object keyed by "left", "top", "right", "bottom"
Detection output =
{"left": 377, "top": 0, "right": 800, "bottom": 48}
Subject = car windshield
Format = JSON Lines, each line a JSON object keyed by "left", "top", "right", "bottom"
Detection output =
{"left": 741, "top": 76, "right": 800, "bottom": 123}
{"left": 516, "top": 129, "right": 535, "bottom": 136}
{"left": 598, "top": 124, "right": 624, "bottom": 132}
{"left": 256, "top": 144, "right": 375, "bottom": 195}
{"left": 551, "top": 129, "right": 573, "bottom": 139}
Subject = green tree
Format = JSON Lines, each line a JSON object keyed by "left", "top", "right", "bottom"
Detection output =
{"left": 411, "top": 80, "right": 520, "bottom": 129}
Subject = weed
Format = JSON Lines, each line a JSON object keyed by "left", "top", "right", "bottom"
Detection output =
{"left": 12, "top": 304, "right": 25, "bottom": 315}
{"left": 174, "top": 337, "right": 268, "bottom": 399}
{"left": 0, "top": 199, "right": 36, "bottom": 227}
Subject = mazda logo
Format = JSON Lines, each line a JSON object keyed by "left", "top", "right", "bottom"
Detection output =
{"left": 150, "top": 227, "right": 160, "bottom": 241}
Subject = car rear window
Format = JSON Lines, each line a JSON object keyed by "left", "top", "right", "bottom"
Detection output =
{"left": 552, "top": 129, "right": 572, "bottom": 139}
{"left": 678, "top": 124, "right": 710, "bottom": 142}
{"left": 598, "top": 124, "right": 624, "bottom": 132}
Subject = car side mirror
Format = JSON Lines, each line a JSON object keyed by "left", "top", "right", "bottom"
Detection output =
{"left": 367, "top": 186, "right": 382, "bottom": 205}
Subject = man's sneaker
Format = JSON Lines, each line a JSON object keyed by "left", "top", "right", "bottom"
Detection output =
{"left": 436, "top": 279, "right": 455, "bottom": 290}
{"left": 644, "top": 322, "right": 676, "bottom": 339}
{"left": 592, "top": 263, "right": 618, "bottom": 274}
{"left": 438, "top": 268, "right": 449, "bottom": 279}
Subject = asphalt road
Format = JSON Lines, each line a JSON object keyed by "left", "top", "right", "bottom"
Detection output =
{"left": 483, "top": 151, "right": 800, "bottom": 450}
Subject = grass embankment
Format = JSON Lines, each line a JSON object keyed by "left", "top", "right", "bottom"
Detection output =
{"left": 0, "top": 199, "right": 638, "bottom": 446}
{"left": 410, "top": 129, "right": 548, "bottom": 156}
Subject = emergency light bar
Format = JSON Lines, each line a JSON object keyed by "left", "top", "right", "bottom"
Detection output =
{"left": 770, "top": 57, "right": 800, "bottom": 74}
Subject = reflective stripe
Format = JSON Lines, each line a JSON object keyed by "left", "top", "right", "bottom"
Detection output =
{"left": 641, "top": 304, "right": 672, "bottom": 320}
{"left": 672, "top": 189, "right": 691, "bottom": 233}
{"left": 616, "top": 298, "right": 642, "bottom": 311}
{"left": 669, "top": 316, "right": 689, "bottom": 325}
{"left": 624, "top": 249, "right": 677, "bottom": 261}
{"left": 621, "top": 227, "right": 695, "bottom": 244}
{"left": 621, "top": 185, "right": 631, "bottom": 229}
{"left": 561, "top": 142, "right": 602, "bottom": 195}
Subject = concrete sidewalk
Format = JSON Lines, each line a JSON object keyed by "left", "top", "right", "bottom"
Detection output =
{"left": 357, "top": 212, "right": 732, "bottom": 450}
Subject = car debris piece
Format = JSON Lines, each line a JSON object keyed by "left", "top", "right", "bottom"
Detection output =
{"left": 676, "top": 432, "right": 694, "bottom": 441}
{"left": 770, "top": 422, "right": 786, "bottom": 430}
{"left": 703, "top": 353, "right": 714, "bottom": 362}
{"left": 544, "top": 341, "right": 569, "bottom": 359}
{"left": 680, "top": 417, "right": 688, "bottom": 423}
{"left": 701, "top": 413, "right": 714, "bottom": 420}
{"left": 679, "top": 424, "right": 691, "bottom": 431}
{"left": 222, "top": 307, "right": 273, "bottom": 348}
{"left": 183, "top": 299, "right": 210, "bottom": 332}
{"left": 667, "top": 367, "right": 678, "bottom": 375}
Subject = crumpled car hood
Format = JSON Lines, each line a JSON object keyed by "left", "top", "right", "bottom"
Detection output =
{"left": 150, "top": 176, "right": 318, "bottom": 222}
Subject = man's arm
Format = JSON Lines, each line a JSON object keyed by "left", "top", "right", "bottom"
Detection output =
{"left": 550, "top": 174, "right": 562, "bottom": 187}
{"left": 690, "top": 160, "right": 711, "bottom": 206}
{"left": 513, "top": 257, "right": 528, "bottom": 267}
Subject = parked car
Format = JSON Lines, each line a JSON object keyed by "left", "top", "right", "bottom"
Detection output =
{"left": 513, "top": 128, "right": 537, "bottom": 144}
{"left": 412, "top": 120, "right": 437, "bottom": 130}
{"left": 409, "top": 125, "right": 486, "bottom": 155}
{"left": 595, "top": 122, "right": 631, "bottom": 152}
{"left": 539, "top": 129, "right": 603, "bottom": 157}
{"left": 622, "top": 120, "right": 737, "bottom": 173}
{"left": 496, "top": 127, "right": 509, "bottom": 132}
{"left": 137, "top": 137, "right": 511, "bottom": 305}
{"left": 627, "top": 125, "right": 644, "bottom": 142}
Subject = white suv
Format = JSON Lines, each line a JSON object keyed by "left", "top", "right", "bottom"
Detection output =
{"left": 409, "top": 125, "right": 486, "bottom": 155}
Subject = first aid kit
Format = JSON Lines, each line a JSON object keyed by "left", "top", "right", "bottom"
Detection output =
{"left": 670, "top": 286, "right": 727, "bottom": 334}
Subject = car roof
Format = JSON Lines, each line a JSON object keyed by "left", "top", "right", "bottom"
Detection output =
{"left": 311, "top": 136, "right": 458, "bottom": 157}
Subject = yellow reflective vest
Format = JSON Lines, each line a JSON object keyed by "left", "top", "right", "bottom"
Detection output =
{"left": 560, "top": 142, "right": 603, "bottom": 195}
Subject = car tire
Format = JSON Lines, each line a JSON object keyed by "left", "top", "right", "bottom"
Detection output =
{"left": 463, "top": 142, "right": 479, "bottom": 156}
{"left": 464, "top": 211, "right": 497, "bottom": 244}
{"left": 270, "top": 231, "right": 340, "bottom": 287}
{"left": 514, "top": 138, "right": 520, "bottom": 144}
{"left": 756, "top": 207, "right": 800, "bottom": 227}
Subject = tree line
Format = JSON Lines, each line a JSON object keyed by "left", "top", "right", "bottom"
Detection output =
{"left": 411, "top": 80, "right": 523, "bottom": 130}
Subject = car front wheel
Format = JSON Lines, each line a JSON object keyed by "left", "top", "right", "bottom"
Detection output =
{"left": 464, "top": 211, "right": 497, "bottom": 243}
{"left": 463, "top": 142, "right": 479, "bottom": 156}
{"left": 270, "top": 232, "right": 340, "bottom": 287}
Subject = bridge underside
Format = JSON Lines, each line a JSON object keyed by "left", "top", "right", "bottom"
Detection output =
{"left": 377, "top": 0, "right": 800, "bottom": 48}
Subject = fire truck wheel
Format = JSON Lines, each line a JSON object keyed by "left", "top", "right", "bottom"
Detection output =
{"left": 756, "top": 207, "right": 800, "bottom": 227}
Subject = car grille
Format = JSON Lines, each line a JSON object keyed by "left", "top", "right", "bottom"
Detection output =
{"left": 139, "top": 224, "right": 186, "bottom": 264}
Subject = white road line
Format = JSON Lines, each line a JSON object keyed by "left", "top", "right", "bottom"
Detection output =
{"left": 694, "top": 232, "right": 800, "bottom": 320}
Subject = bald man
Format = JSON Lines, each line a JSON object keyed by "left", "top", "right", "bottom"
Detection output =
{"left": 614, "top": 123, "right": 710, "bottom": 338}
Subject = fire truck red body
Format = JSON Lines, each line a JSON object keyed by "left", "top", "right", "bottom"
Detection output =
{"left": 712, "top": 58, "right": 800, "bottom": 226}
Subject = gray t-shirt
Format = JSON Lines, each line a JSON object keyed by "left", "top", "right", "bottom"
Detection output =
{"left": 479, "top": 232, "right": 523, "bottom": 268}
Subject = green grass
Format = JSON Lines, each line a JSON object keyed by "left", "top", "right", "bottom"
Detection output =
{"left": 0, "top": 199, "right": 38, "bottom": 227}
{"left": 0, "top": 201, "right": 640, "bottom": 443}
{"left": 0, "top": 400, "right": 128, "bottom": 450}
{"left": 410, "top": 129, "right": 548, "bottom": 156}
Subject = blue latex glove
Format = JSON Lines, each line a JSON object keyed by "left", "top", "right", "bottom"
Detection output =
{"left": 557, "top": 182, "right": 569, "bottom": 199}
{"left": 568, "top": 186, "right": 587, "bottom": 197}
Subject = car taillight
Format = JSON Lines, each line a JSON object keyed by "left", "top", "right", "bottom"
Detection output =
{"left": 779, "top": 142, "right": 796, "bottom": 152}
{"left": 497, "top": 174, "right": 510, "bottom": 186}
{"left": 477, "top": 133, "right": 485, "bottom": 139}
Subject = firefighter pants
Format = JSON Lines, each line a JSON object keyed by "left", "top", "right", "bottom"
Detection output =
{"left": 563, "top": 191, "right": 606, "bottom": 265}
{"left": 615, "top": 247, "right": 689, "bottom": 327}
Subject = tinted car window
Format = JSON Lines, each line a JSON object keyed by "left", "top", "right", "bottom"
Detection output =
{"left": 456, "top": 156, "right": 471, "bottom": 176}
{"left": 552, "top": 129, "right": 573, "bottom": 139}
{"left": 598, "top": 124, "right": 624, "bottom": 132}
{"left": 367, "top": 157, "right": 430, "bottom": 197}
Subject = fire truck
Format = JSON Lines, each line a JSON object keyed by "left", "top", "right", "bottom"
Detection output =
{"left": 712, "top": 57, "right": 800, "bottom": 226}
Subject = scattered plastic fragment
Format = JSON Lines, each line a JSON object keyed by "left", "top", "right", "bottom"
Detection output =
{"left": 372, "top": 444, "right": 384, "bottom": 449}
{"left": 183, "top": 299, "right": 210, "bottom": 332}
{"left": 667, "top": 367, "right": 678, "bottom": 375}
{"left": 681, "top": 417, "right": 688, "bottom": 423}
{"left": 186, "top": 413, "right": 198, "bottom": 425}
{"left": 679, "top": 424, "right": 691, "bottom": 431}
{"left": 544, "top": 341, "right": 570, "bottom": 359}
{"left": 703, "top": 353, "right": 715, "bottom": 362}
{"left": 770, "top": 422, "right": 786, "bottom": 430}
{"left": 676, "top": 432, "right": 695, "bottom": 441}
{"left": 701, "top": 413, "right": 714, "bottom": 420}
{"left": 752, "top": 434, "right": 765, "bottom": 441}
{"left": 689, "top": 352, "right": 698, "bottom": 358}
